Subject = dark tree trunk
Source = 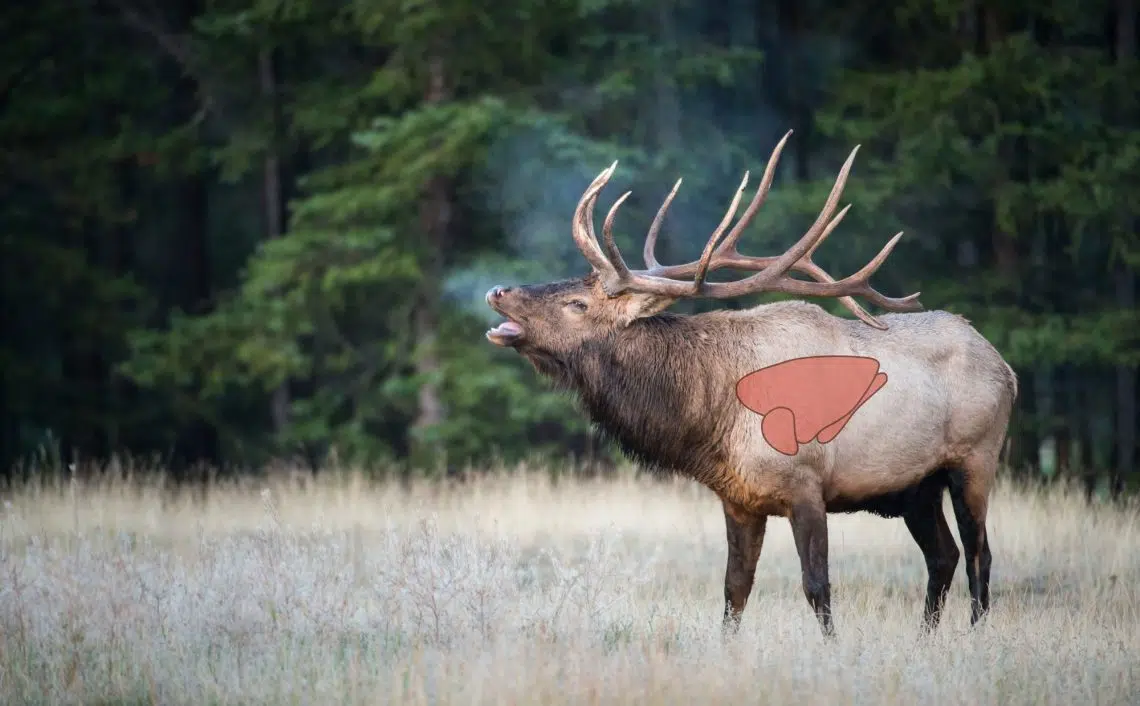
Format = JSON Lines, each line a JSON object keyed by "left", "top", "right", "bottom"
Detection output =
{"left": 1113, "top": 270, "right": 1135, "bottom": 500}
{"left": 130, "top": 0, "right": 220, "bottom": 476}
{"left": 1112, "top": 0, "right": 1137, "bottom": 500}
{"left": 409, "top": 53, "right": 452, "bottom": 469}
{"left": 775, "top": 0, "right": 812, "bottom": 181}
{"left": 106, "top": 156, "right": 138, "bottom": 459}
{"left": 170, "top": 0, "right": 218, "bottom": 472}
{"left": 980, "top": 8, "right": 1019, "bottom": 278}
{"left": 260, "top": 46, "right": 292, "bottom": 439}
{"left": 651, "top": 0, "right": 681, "bottom": 269}
{"left": 173, "top": 155, "right": 218, "bottom": 473}
{"left": 1014, "top": 372, "right": 1040, "bottom": 477}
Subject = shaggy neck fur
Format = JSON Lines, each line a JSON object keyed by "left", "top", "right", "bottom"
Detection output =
{"left": 526, "top": 313, "right": 737, "bottom": 480}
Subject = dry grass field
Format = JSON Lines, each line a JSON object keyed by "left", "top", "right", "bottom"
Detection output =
{"left": 1, "top": 464, "right": 1138, "bottom": 705}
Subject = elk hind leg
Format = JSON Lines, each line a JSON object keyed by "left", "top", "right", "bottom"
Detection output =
{"left": 721, "top": 500, "right": 768, "bottom": 635}
{"left": 902, "top": 473, "right": 960, "bottom": 631}
{"left": 947, "top": 460, "right": 994, "bottom": 624}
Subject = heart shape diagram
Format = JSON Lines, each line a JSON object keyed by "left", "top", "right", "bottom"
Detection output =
{"left": 735, "top": 355, "right": 888, "bottom": 456}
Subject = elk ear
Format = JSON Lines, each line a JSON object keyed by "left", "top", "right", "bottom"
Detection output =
{"left": 615, "top": 292, "right": 675, "bottom": 326}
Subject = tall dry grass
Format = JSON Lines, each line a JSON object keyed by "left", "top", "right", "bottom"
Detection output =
{"left": 1, "top": 464, "right": 1138, "bottom": 705}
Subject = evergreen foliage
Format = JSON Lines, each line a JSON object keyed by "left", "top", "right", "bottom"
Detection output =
{"left": 1, "top": 0, "right": 1137, "bottom": 496}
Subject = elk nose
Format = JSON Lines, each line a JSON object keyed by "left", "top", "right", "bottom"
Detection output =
{"left": 486, "top": 286, "right": 511, "bottom": 304}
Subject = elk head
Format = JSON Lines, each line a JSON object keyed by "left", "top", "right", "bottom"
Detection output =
{"left": 485, "top": 130, "right": 924, "bottom": 365}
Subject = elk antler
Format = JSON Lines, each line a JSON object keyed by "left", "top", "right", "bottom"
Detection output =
{"left": 568, "top": 130, "right": 923, "bottom": 330}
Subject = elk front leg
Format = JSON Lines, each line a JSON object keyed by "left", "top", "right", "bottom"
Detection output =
{"left": 789, "top": 496, "right": 834, "bottom": 637}
{"left": 721, "top": 501, "right": 768, "bottom": 635}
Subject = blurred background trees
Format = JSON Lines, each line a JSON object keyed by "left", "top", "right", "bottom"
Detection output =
{"left": 2, "top": 0, "right": 1137, "bottom": 497}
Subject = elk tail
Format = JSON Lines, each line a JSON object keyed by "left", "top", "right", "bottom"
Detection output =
{"left": 1004, "top": 360, "right": 1019, "bottom": 401}
{"left": 1000, "top": 361, "right": 1019, "bottom": 472}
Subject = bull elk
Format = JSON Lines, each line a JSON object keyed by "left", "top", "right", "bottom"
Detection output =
{"left": 484, "top": 131, "right": 1018, "bottom": 637}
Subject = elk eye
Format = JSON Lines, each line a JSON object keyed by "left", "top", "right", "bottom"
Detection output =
{"left": 566, "top": 300, "right": 588, "bottom": 312}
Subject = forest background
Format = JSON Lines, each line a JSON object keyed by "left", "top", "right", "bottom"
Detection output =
{"left": 3, "top": 0, "right": 1138, "bottom": 498}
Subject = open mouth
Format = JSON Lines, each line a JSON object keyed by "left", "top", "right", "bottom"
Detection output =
{"left": 486, "top": 319, "right": 525, "bottom": 346}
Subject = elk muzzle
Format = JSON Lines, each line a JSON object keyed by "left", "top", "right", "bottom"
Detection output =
{"left": 485, "top": 286, "right": 525, "bottom": 347}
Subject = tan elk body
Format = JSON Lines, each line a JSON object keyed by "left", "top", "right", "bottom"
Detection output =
{"left": 485, "top": 131, "right": 1018, "bottom": 636}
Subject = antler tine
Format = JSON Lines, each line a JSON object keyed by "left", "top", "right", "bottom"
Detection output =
{"left": 601, "top": 191, "right": 635, "bottom": 278}
{"left": 805, "top": 204, "right": 850, "bottom": 261}
{"left": 693, "top": 171, "right": 750, "bottom": 292}
{"left": 724, "top": 144, "right": 861, "bottom": 291}
{"left": 599, "top": 188, "right": 696, "bottom": 297}
{"left": 638, "top": 203, "right": 921, "bottom": 326}
{"left": 569, "top": 137, "right": 922, "bottom": 327}
{"left": 835, "top": 232, "right": 912, "bottom": 294}
{"left": 640, "top": 140, "right": 861, "bottom": 290}
{"left": 679, "top": 203, "right": 896, "bottom": 326}
{"left": 595, "top": 167, "right": 751, "bottom": 295}
{"left": 571, "top": 161, "right": 621, "bottom": 274}
{"left": 750, "top": 233, "right": 922, "bottom": 329}
{"left": 643, "top": 178, "right": 682, "bottom": 270}
{"left": 766, "top": 207, "right": 893, "bottom": 328}
{"left": 805, "top": 209, "right": 925, "bottom": 315}
{"left": 633, "top": 131, "right": 793, "bottom": 281}
{"left": 572, "top": 160, "right": 743, "bottom": 300}
{"left": 714, "top": 130, "right": 793, "bottom": 260}
{"left": 795, "top": 205, "right": 877, "bottom": 325}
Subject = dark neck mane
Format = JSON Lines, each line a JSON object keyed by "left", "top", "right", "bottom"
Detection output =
{"left": 543, "top": 314, "right": 735, "bottom": 478}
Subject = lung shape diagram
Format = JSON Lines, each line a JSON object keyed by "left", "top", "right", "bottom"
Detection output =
{"left": 735, "top": 355, "right": 888, "bottom": 456}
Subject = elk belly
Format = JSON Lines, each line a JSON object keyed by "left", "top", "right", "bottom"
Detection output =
{"left": 735, "top": 355, "right": 888, "bottom": 456}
